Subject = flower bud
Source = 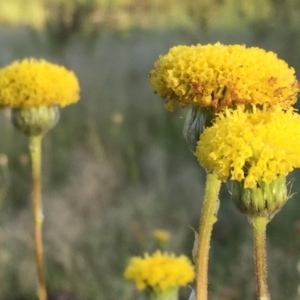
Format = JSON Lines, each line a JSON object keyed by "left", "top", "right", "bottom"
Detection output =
{"left": 230, "top": 175, "right": 289, "bottom": 220}
{"left": 183, "top": 106, "right": 214, "bottom": 152}
{"left": 12, "top": 105, "right": 60, "bottom": 137}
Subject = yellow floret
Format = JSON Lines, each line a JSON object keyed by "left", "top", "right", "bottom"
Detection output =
{"left": 0, "top": 58, "right": 80, "bottom": 108}
{"left": 149, "top": 43, "right": 298, "bottom": 112}
{"left": 124, "top": 250, "right": 195, "bottom": 291}
{"left": 195, "top": 107, "right": 300, "bottom": 188}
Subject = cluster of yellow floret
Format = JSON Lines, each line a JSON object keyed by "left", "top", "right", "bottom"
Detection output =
{"left": 124, "top": 250, "right": 195, "bottom": 291}
{"left": 149, "top": 43, "right": 298, "bottom": 112}
{"left": 0, "top": 58, "right": 79, "bottom": 108}
{"left": 196, "top": 107, "right": 300, "bottom": 188}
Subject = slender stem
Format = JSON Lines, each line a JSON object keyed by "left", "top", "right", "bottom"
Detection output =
{"left": 252, "top": 217, "right": 270, "bottom": 300}
{"left": 196, "top": 173, "right": 221, "bottom": 300}
{"left": 29, "top": 135, "right": 47, "bottom": 300}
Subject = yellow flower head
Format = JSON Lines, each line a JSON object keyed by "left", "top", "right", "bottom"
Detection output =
{"left": 149, "top": 43, "right": 298, "bottom": 112}
{"left": 124, "top": 250, "right": 195, "bottom": 291}
{"left": 153, "top": 229, "right": 170, "bottom": 244}
{"left": 0, "top": 58, "right": 80, "bottom": 108}
{"left": 196, "top": 107, "right": 300, "bottom": 188}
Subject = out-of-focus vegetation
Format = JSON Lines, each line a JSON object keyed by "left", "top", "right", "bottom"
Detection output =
{"left": 1, "top": 0, "right": 300, "bottom": 300}
{"left": 1, "top": 0, "right": 299, "bottom": 32}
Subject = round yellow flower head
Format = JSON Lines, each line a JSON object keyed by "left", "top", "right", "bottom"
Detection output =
{"left": 153, "top": 229, "right": 170, "bottom": 244}
{"left": 0, "top": 58, "right": 80, "bottom": 108}
{"left": 124, "top": 250, "right": 195, "bottom": 292}
{"left": 196, "top": 107, "right": 300, "bottom": 189}
{"left": 149, "top": 43, "right": 298, "bottom": 112}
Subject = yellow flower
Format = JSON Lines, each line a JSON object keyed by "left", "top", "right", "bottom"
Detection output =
{"left": 149, "top": 43, "right": 298, "bottom": 112}
{"left": 153, "top": 229, "right": 170, "bottom": 243}
{"left": 124, "top": 250, "right": 195, "bottom": 291}
{"left": 0, "top": 58, "right": 80, "bottom": 108}
{"left": 195, "top": 107, "right": 300, "bottom": 188}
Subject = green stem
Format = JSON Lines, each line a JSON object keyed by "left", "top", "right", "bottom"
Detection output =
{"left": 29, "top": 135, "right": 47, "bottom": 300}
{"left": 252, "top": 217, "right": 270, "bottom": 300}
{"left": 196, "top": 173, "right": 221, "bottom": 300}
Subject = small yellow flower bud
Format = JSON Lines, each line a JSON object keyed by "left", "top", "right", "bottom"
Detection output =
{"left": 153, "top": 230, "right": 170, "bottom": 250}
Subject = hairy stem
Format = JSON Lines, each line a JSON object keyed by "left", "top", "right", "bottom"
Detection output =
{"left": 252, "top": 217, "right": 270, "bottom": 300}
{"left": 196, "top": 173, "right": 221, "bottom": 300}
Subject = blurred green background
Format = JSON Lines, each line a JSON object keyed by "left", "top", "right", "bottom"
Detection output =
{"left": 1, "top": 0, "right": 300, "bottom": 299}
